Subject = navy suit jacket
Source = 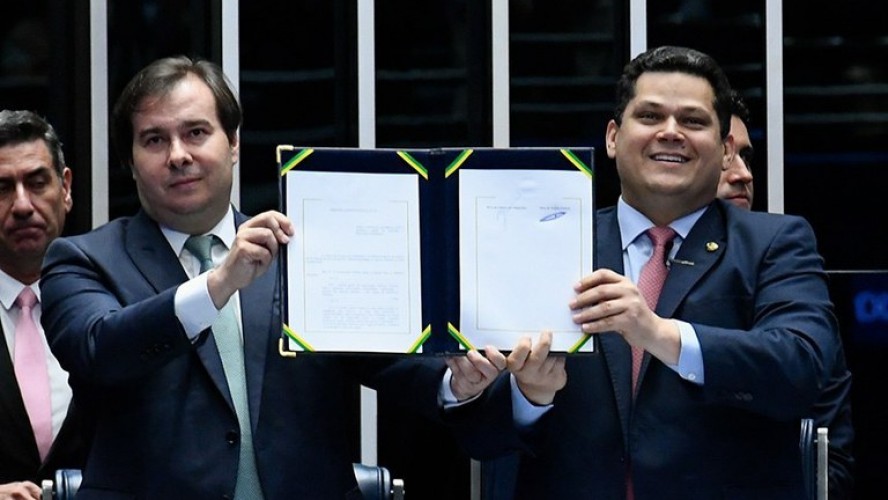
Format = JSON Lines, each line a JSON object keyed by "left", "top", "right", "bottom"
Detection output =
{"left": 40, "top": 209, "right": 450, "bottom": 499}
{"left": 0, "top": 338, "right": 91, "bottom": 483}
{"left": 473, "top": 201, "right": 842, "bottom": 500}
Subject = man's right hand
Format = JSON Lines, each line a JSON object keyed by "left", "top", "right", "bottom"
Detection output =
{"left": 507, "top": 331, "right": 567, "bottom": 405}
{"left": 445, "top": 347, "right": 507, "bottom": 401}
{"left": 207, "top": 210, "right": 294, "bottom": 309}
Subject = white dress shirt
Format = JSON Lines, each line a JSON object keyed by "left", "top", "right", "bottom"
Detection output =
{"left": 1, "top": 270, "right": 73, "bottom": 440}
{"left": 161, "top": 206, "right": 243, "bottom": 341}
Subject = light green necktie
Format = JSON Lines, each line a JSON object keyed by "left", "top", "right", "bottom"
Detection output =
{"left": 184, "top": 235, "right": 263, "bottom": 499}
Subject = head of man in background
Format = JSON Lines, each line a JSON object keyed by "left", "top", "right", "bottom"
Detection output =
{"left": 717, "top": 90, "right": 754, "bottom": 210}
{"left": 0, "top": 110, "right": 72, "bottom": 285}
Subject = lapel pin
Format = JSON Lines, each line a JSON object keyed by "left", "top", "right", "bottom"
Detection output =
{"left": 706, "top": 242, "right": 719, "bottom": 252}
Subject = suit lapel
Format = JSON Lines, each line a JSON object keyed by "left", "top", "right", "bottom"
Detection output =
{"left": 125, "top": 210, "right": 191, "bottom": 293}
{"left": 638, "top": 204, "right": 725, "bottom": 386}
{"left": 597, "top": 204, "right": 726, "bottom": 450}
{"left": 656, "top": 204, "right": 726, "bottom": 318}
{"left": 0, "top": 326, "right": 40, "bottom": 462}
{"left": 124, "top": 210, "right": 232, "bottom": 409}
{"left": 595, "top": 208, "right": 633, "bottom": 450}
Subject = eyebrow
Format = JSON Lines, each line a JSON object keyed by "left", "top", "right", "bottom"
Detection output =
{"left": 136, "top": 119, "right": 214, "bottom": 139}
{"left": 0, "top": 165, "right": 53, "bottom": 183}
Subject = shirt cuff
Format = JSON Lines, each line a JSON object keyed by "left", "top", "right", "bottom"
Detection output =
{"left": 670, "top": 320, "right": 704, "bottom": 384}
{"left": 175, "top": 272, "right": 220, "bottom": 342}
{"left": 439, "top": 369, "right": 482, "bottom": 408}
{"left": 511, "top": 374, "right": 551, "bottom": 428}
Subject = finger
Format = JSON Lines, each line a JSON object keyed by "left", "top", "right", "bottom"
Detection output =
{"left": 268, "top": 211, "right": 294, "bottom": 242}
{"left": 523, "top": 331, "right": 553, "bottom": 369}
{"left": 246, "top": 211, "right": 293, "bottom": 242}
{"left": 466, "top": 350, "right": 500, "bottom": 380}
{"left": 444, "top": 356, "right": 461, "bottom": 373}
{"left": 507, "top": 336, "right": 533, "bottom": 372}
{"left": 483, "top": 345, "right": 508, "bottom": 372}
{"left": 541, "top": 354, "right": 561, "bottom": 375}
{"left": 445, "top": 354, "right": 473, "bottom": 378}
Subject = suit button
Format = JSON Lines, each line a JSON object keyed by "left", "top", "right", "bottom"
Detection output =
{"left": 226, "top": 430, "right": 239, "bottom": 444}
{"left": 222, "top": 495, "right": 233, "bottom": 500}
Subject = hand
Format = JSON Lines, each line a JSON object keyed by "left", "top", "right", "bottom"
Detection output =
{"left": 445, "top": 346, "right": 507, "bottom": 401}
{"left": 0, "top": 481, "right": 42, "bottom": 500}
{"left": 208, "top": 210, "right": 294, "bottom": 308}
{"left": 507, "top": 331, "right": 566, "bottom": 405}
{"left": 570, "top": 268, "right": 680, "bottom": 365}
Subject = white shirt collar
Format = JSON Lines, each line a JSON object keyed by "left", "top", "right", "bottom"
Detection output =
{"left": 0, "top": 268, "right": 38, "bottom": 312}
{"left": 616, "top": 196, "right": 707, "bottom": 250}
{"left": 160, "top": 205, "right": 237, "bottom": 255}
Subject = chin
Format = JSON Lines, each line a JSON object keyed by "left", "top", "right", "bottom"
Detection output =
{"left": 730, "top": 198, "right": 750, "bottom": 210}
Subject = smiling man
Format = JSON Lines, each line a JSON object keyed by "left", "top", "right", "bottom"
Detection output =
{"left": 456, "top": 46, "right": 843, "bottom": 499}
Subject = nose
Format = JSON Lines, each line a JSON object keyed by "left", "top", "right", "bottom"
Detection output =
{"left": 726, "top": 157, "right": 753, "bottom": 183}
{"left": 12, "top": 184, "right": 35, "bottom": 217}
{"left": 657, "top": 117, "right": 685, "bottom": 143}
{"left": 168, "top": 137, "right": 192, "bottom": 169}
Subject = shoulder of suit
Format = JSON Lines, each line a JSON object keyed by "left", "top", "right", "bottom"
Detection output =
{"left": 60, "top": 216, "right": 135, "bottom": 249}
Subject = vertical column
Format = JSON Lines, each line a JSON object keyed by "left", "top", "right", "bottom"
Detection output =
{"left": 491, "top": 0, "right": 509, "bottom": 148}
{"left": 629, "top": 0, "right": 647, "bottom": 58}
{"left": 221, "top": 0, "right": 241, "bottom": 208}
{"left": 90, "top": 0, "right": 109, "bottom": 229}
{"left": 765, "top": 0, "right": 785, "bottom": 214}
{"left": 357, "top": 0, "right": 379, "bottom": 466}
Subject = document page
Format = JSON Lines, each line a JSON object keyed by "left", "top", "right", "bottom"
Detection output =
{"left": 458, "top": 169, "right": 594, "bottom": 352}
{"left": 285, "top": 170, "right": 423, "bottom": 352}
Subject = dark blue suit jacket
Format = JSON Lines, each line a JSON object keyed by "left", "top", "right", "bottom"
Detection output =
{"left": 473, "top": 201, "right": 842, "bottom": 500}
{"left": 40, "top": 209, "right": 449, "bottom": 499}
{"left": 0, "top": 340, "right": 91, "bottom": 483}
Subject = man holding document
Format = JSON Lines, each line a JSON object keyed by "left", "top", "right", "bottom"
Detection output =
{"left": 39, "top": 55, "right": 493, "bottom": 499}
{"left": 455, "top": 46, "right": 842, "bottom": 499}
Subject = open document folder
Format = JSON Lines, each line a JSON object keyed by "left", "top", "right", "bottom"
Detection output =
{"left": 279, "top": 147, "right": 595, "bottom": 355}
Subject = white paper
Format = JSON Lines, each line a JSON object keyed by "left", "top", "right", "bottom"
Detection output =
{"left": 458, "top": 169, "right": 594, "bottom": 352}
{"left": 285, "top": 170, "right": 423, "bottom": 353}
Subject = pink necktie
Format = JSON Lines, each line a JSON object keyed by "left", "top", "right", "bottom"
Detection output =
{"left": 14, "top": 287, "right": 53, "bottom": 462}
{"left": 628, "top": 227, "right": 677, "bottom": 500}
{"left": 632, "top": 226, "right": 676, "bottom": 395}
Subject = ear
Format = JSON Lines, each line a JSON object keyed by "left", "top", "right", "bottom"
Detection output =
{"left": 229, "top": 132, "right": 240, "bottom": 165}
{"left": 605, "top": 120, "right": 619, "bottom": 159}
{"left": 62, "top": 166, "right": 73, "bottom": 212}
{"left": 722, "top": 134, "right": 736, "bottom": 170}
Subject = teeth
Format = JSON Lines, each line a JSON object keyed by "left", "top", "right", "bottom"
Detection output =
{"left": 652, "top": 154, "right": 686, "bottom": 163}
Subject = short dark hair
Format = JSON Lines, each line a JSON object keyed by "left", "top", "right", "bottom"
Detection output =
{"left": 110, "top": 55, "right": 242, "bottom": 168}
{"left": 0, "top": 109, "right": 66, "bottom": 177}
{"left": 729, "top": 89, "right": 751, "bottom": 125}
{"left": 613, "top": 46, "right": 733, "bottom": 140}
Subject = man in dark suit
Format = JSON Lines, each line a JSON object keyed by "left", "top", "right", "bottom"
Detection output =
{"left": 39, "top": 56, "right": 475, "bottom": 499}
{"left": 718, "top": 90, "right": 855, "bottom": 499}
{"left": 0, "top": 110, "right": 90, "bottom": 498}
{"left": 456, "top": 46, "right": 841, "bottom": 499}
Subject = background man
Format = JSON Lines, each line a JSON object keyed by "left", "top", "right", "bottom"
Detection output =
{"left": 0, "top": 110, "right": 89, "bottom": 500}
{"left": 719, "top": 91, "right": 855, "bottom": 500}
{"left": 717, "top": 91, "right": 755, "bottom": 210}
